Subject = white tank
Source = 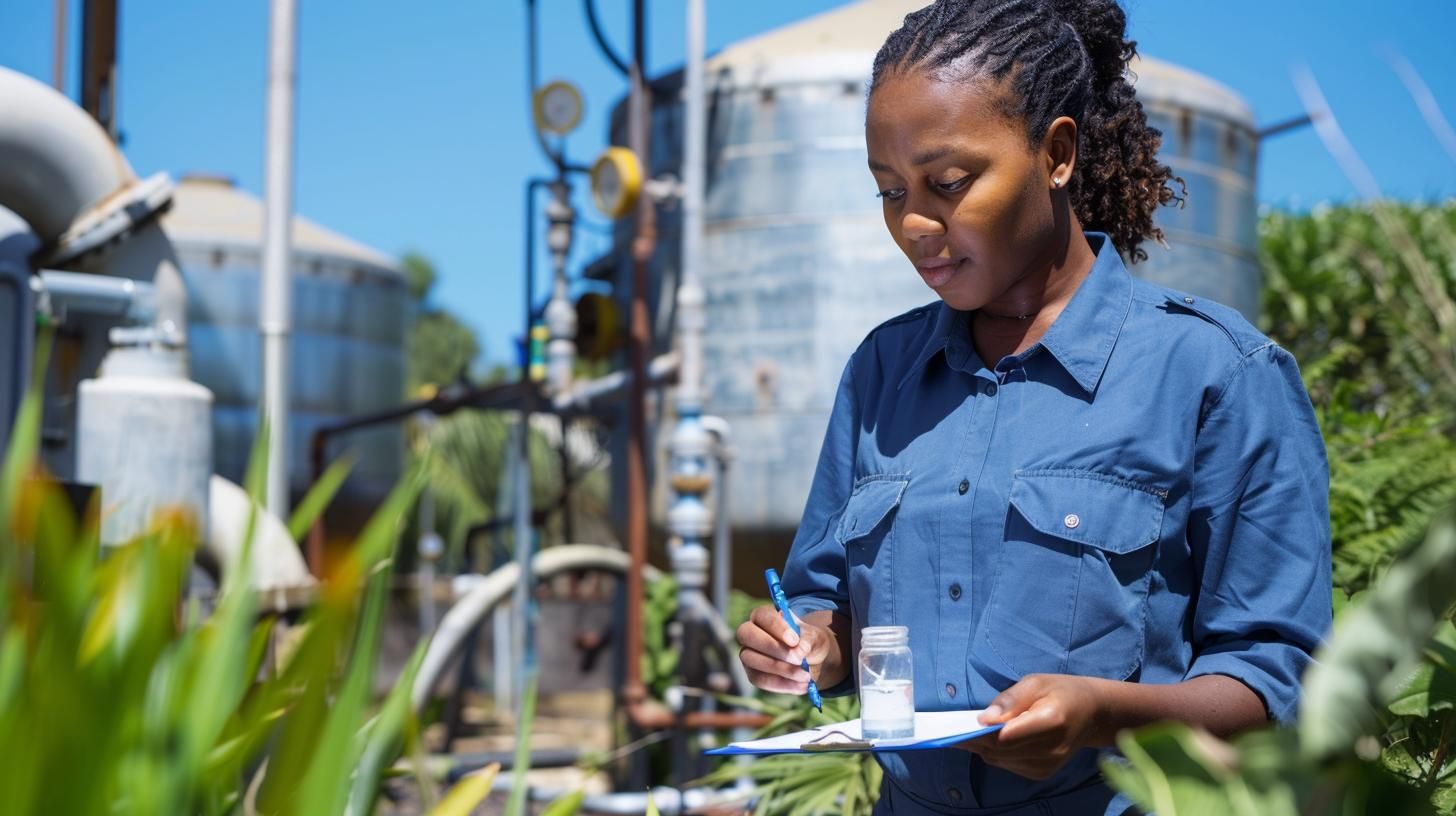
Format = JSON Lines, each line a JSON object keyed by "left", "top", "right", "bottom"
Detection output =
{"left": 77, "top": 347, "right": 213, "bottom": 547}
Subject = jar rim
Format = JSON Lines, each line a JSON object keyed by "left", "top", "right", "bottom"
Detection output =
{"left": 861, "top": 625, "right": 908, "bottom": 648}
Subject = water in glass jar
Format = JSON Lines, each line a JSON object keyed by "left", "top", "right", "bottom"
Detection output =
{"left": 861, "top": 678, "right": 915, "bottom": 739}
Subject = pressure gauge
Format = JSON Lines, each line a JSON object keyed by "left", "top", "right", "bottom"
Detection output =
{"left": 533, "top": 81, "right": 584, "bottom": 136}
{"left": 590, "top": 146, "right": 643, "bottom": 220}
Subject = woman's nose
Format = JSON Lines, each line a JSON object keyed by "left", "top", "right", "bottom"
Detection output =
{"left": 901, "top": 210, "right": 945, "bottom": 242}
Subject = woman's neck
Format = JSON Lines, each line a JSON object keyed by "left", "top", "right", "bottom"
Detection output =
{"left": 972, "top": 230, "right": 1098, "bottom": 365}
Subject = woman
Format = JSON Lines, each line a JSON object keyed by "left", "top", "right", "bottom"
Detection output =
{"left": 734, "top": 0, "right": 1332, "bottom": 813}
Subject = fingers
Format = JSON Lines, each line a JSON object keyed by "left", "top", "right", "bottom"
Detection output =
{"left": 736, "top": 607, "right": 804, "bottom": 662}
{"left": 736, "top": 605, "right": 813, "bottom": 694}
{"left": 740, "top": 650, "right": 811, "bottom": 694}
{"left": 739, "top": 647, "right": 811, "bottom": 684}
{"left": 981, "top": 675, "right": 1046, "bottom": 724}
{"left": 751, "top": 605, "right": 801, "bottom": 649}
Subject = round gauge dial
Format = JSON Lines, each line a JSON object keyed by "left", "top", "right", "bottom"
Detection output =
{"left": 590, "top": 147, "right": 643, "bottom": 220}
{"left": 533, "top": 81, "right": 584, "bottom": 136}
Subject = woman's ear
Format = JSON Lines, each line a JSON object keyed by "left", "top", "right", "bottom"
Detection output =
{"left": 1044, "top": 115, "right": 1078, "bottom": 190}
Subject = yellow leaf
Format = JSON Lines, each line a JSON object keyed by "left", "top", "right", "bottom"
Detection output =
{"left": 430, "top": 762, "right": 500, "bottom": 816}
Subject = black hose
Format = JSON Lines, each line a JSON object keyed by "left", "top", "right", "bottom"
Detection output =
{"left": 583, "top": 0, "right": 630, "bottom": 76}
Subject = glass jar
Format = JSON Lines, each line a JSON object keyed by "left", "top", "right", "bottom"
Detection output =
{"left": 858, "top": 625, "right": 915, "bottom": 739}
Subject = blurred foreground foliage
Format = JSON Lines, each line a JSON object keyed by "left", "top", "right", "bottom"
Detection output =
{"left": 0, "top": 354, "right": 479, "bottom": 814}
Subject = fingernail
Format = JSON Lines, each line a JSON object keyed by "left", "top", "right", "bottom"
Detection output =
{"left": 785, "top": 631, "right": 800, "bottom": 647}
{"left": 983, "top": 704, "right": 1003, "bottom": 721}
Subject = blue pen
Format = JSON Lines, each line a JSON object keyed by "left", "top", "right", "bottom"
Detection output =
{"left": 764, "top": 568, "right": 823, "bottom": 711}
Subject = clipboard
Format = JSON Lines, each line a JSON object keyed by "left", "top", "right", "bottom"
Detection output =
{"left": 704, "top": 710, "right": 1003, "bottom": 756}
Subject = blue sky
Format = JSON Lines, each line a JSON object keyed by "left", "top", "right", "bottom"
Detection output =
{"left": 2, "top": 1, "right": 1453, "bottom": 367}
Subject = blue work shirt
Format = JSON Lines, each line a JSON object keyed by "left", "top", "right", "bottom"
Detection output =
{"left": 782, "top": 232, "right": 1332, "bottom": 815}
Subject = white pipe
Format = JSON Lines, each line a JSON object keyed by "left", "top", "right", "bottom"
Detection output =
{"left": 0, "top": 66, "right": 123, "bottom": 242}
{"left": 0, "top": 67, "right": 186, "bottom": 348}
{"left": 260, "top": 0, "right": 298, "bottom": 518}
{"left": 205, "top": 475, "right": 317, "bottom": 611}
{"left": 679, "top": 0, "right": 707, "bottom": 413}
{"left": 413, "top": 544, "right": 664, "bottom": 712}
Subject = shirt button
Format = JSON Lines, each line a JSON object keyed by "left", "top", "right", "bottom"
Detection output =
{"left": 985, "top": 382, "right": 998, "bottom": 396}
{"left": 1064, "top": 513, "right": 1080, "bottom": 529}
{"left": 1183, "top": 296, "right": 1195, "bottom": 304}
{"left": 947, "top": 787, "right": 963, "bottom": 802}
{"left": 945, "top": 682, "right": 957, "bottom": 698}
{"left": 957, "top": 479, "right": 969, "bottom": 495}
{"left": 949, "top": 583, "right": 962, "bottom": 601}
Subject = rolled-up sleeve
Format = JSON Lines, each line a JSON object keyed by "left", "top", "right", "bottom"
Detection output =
{"left": 1183, "top": 343, "right": 1332, "bottom": 723}
{"left": 782, "top": 358, "right": 858, "bottom": 625}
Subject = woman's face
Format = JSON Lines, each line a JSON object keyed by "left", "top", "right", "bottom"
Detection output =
{"left": 865, "top": 68, "right": 1074, "bottom": 313}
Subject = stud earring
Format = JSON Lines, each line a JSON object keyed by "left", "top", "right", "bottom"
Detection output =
{"left": 1052, "top": 177, "right": 1064, "bottom": 189}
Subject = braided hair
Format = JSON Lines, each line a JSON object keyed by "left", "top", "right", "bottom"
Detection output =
{"left": 870, "top": 0, "right": 1184, "bottom": 262}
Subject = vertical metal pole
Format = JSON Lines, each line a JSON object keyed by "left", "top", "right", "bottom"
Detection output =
{"left": 622, "top": 0, "right": 653, "bottom": 713}
{"left": 671, "top": 5, "right": 716, "bottom": 776}
{"left": 261, "top": 0, "right": 298, "bottom": 522}
{"left": 52, "top": 0, "right": 67, "bottom": 92}
{"left": 680, "top": 0, "right": 706, "bottom": 416}
{"left": 510, "top": 402, "right": 535, "bottom": 816}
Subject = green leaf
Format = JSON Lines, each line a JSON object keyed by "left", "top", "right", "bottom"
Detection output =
{"left": 1302, "top": 508, "right": 1456, "bottom": 759}
{"left": 287, "top": 454, "right": 355, "bottom": 542}
{"left": 347, "top": 640, "right": 430, "bottom": 816}
{"left": 540, "top": 789, "right": 585, "bottom": 816}
{"left": 505, "top": 672, "right": 538, "bottom": 816}
{"left": 430, "top": 763, "right": 501, "bottom": 816}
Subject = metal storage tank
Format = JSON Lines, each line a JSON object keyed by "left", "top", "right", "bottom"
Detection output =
{"left": 599, "top": 0, "right": 1262, "bottom": 543}
{"left": 160, "top": 174, "right": 409, "bottom": 513}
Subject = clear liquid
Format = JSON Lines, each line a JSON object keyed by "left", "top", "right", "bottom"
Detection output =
{"left": 861, "top": 678, "right": 914, "bottom": 739}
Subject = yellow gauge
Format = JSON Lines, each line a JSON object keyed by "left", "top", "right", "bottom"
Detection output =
{"left": 590, "top": 146, "right": 643, "bottom": 220}
{"left": 533, "top": 80, "right": 584, "bottom": 136}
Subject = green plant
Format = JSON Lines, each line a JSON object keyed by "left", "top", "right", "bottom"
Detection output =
{"left": 0, "top": 348, "right": 442, "bottom": 814}
{"left": 699, "top": 695, "right": 881, "bottom": 816}
{"left": 1322, "top": 403, "right": 1456, "bottom": 593}
{"left": 1102, "top": 508, "right": 1456, "bottom": 814}
{"left": 1261, "top": 201, "right": 1456, "bottom": 424}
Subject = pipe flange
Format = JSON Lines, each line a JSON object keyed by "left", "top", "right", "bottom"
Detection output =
{"left": 40, "top": 172, "right": 175, "bottom": 267}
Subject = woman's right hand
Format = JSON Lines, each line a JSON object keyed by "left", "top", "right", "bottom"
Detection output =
{"left": 736, "top": 605, "right": 837, "bottom": 695}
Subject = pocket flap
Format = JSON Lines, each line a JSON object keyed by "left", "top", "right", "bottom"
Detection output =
{"left": 835, "top": 477, "right": 909, "bottom": 544}
{"left": 1009, "top": 470, "right": 1165, "bottom": 554}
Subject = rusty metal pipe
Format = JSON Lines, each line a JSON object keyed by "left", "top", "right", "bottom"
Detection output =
{"left": 622, "top": 0, "right": 653, "bottom": 711}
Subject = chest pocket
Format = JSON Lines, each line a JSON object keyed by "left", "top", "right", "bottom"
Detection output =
{"left": 835, "top": 475, "right": 908, "bottom": 630}
{"left": 978, "top": 469, "right": 1165, "bottom": 681}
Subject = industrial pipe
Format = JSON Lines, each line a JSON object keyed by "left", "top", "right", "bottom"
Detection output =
{"left": 411, "top": 544, "right": 664, "bottom": 712}
{"left": 0, "top": 66, "right": 185, "bottom": 348}
{"left": 260, "top": 0, "right": 299, "bottom": 519}
{"left": 0, "top": 65, "right": 210, "bottom": 547}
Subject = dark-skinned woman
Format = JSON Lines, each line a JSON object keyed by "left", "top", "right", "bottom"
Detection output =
{"left": 734, "top": 1, "right": 1332, "bottom": 813}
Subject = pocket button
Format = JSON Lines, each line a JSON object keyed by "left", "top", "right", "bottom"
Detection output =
{"left": 1063, "top": 513, "right": 1080, "bottom": 529}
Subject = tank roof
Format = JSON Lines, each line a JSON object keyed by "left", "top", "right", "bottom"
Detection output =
{"left": 705, "top": 0, "right": 1253, "bottom": 124}
{"left": 160, "top": 174, "right": 402, "bottom": 275}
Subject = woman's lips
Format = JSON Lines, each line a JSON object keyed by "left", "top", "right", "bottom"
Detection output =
{"left": 916, "top": 258, "right": 963, "bottom": 288}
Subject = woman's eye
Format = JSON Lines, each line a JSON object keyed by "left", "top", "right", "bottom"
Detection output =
{"left": 935, "top": 175, "right": 972, "bottom": 193}
{"left": 876, "top": 188, "right": 906, "bottom": 201}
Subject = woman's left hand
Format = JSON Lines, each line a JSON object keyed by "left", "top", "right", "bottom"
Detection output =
{"left": 956, "top": 674, "right": 1105, "bottom": 780}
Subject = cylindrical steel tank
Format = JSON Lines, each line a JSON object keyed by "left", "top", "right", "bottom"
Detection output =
{"left": 159, "top": 175, "right": 409, "bottom": 513}
{"left": 599, "top": 0, "right": 1264, "bottom": 544}
{"left": 78, "top": 347, "right": 213, "bottom": 546}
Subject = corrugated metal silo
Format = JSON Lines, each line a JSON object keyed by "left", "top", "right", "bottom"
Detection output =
{"left": 160, "top": 175, "right": 409, "bottom": 511}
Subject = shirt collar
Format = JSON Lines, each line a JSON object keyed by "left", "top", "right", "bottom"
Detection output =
{"left": 896, "top": 232, "right": 1134, "bottom": 396}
